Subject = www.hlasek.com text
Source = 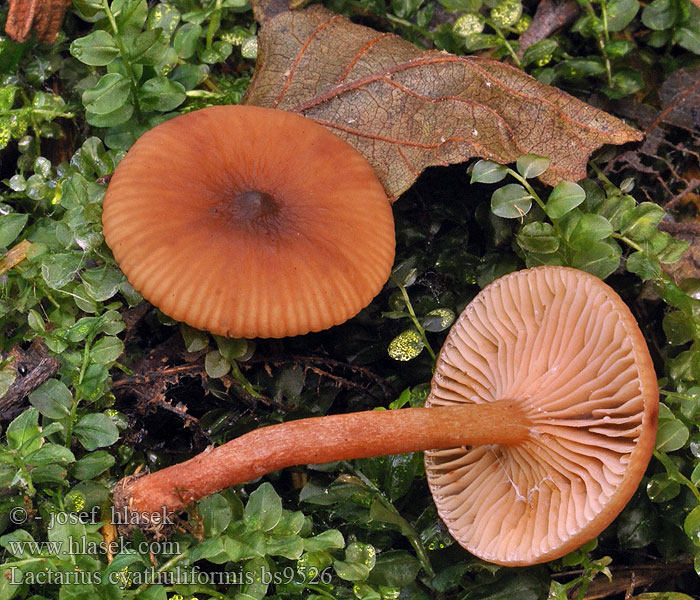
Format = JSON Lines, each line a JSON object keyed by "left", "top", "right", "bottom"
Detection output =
{"left": 4, "top": 536, "right": 180, "bottom": 558}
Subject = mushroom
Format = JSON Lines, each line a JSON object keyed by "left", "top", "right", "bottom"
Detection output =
{"left": 102, "top": 105, "right": 395, "bottom": 339}
{"left": 114, "top": 266, "right": 658, "bottom": 565}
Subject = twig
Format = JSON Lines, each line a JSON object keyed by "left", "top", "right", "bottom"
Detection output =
{"left": 0, "top": 340, "right": 60, "bottom": 420}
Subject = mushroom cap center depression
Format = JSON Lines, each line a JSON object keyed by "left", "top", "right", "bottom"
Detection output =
{"left": 101, "top": 105, "right": 395, "bottom": 339}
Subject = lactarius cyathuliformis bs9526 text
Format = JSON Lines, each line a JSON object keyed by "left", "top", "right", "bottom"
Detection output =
{"left": 101, "top": 105, "right": 395, "bottom": 339}
{"left": 114, "top": 266, "right": 658, "bottom": 566}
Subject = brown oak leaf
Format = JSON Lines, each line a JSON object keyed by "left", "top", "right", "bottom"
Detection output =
{"left": 243, "top": 5, "right": 643, "bottom": 199}
{"left": 5, "top": 0, "right": 71, "bottom": 43}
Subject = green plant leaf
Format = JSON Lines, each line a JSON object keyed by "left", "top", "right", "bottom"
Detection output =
{"left": 82, "top": 265, "right": 124, "bottom": 301}
{"left": 90, "top": 336, "right": 124, "bottom": 364}
{"left": 205, "top": 350, "right": 230, "bottom": 378}
{"left": 0, "top": 213, "right": 28, "bottom": 248}
{"left": 74, "top": 413, "right": 120, "bottom": 450}
{"left": 656, "top": 417, "right": 689, "bottom": 452}
{"left": 568, "top": 214, "right": 613, "bottom": 249}
{"left": 606, "top": 0, "right": 640, "bottom": 32}
{"left": 684, "top": 505, "right": 700, "bottom": 546}
{"left": 626, "top": 251, "right": 661, "bottom": 281}
{"left": 200, "top": 494, "right": 232, "bottom": 537}
{"left": 546, "top": 181, "right": 585, "bottom": 219}
{"left": 388, "top": 329, "right": 424, "bottom": 361}
{"left": 82, "top": 73, "right": 131, "bottom": 115}
{"left": 642, "top": 0, "right": 678, "bottom": 30}
{"left": 29, "top": 379, "right": 73, "bottom": 419}
{"left": 470, "top": 159, "right": 508, "bottom": 184}
{"left": 24, "top": 444, "right": 75, "bottom": 467}
{"left": 71, "top": 450, "right": 116, "bottom": 480}
{"left": 138, "top": 76, "right": 186, "bottom": 112}
{"left": 516, "top": 222, "right": 559, "bottom": 253}
{"left": 70, "top": 30, "right": 120, "bottom": 66}
{"left": 86, "top": 102, "right": 135, "bottom": 127}
{"left": 516, "top": 154, "right": 550, "bottom": 179}
{"left": 570, "top": 240, "right": 621, "bottom": 279}
{"left": 244, "top": 482, "right": 283, "bottom": 531}
{"left": 491, "top": 183, "right": 533, "bottom": 218}
{"left": 620, "top": 202, "right": 665, "bottom": 241}
{"left": 6, "top": 408, "right": 41, "bottom": 453}
{"left": 173, "top": 22, "right": 202, "bottom": 58}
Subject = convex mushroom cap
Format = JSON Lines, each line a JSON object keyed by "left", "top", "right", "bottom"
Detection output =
{"left": 113, "top": 266, "right": 658, "bottom": 567}
{"left": 426, "top": 265, "right": 659, "bottom": 565}
{"left": 102, "top": 105, "right": 395, "bottom": 338}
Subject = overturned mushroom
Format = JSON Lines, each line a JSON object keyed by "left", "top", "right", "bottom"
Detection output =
{"left": 114, "top": 266, "right": 658, "bottom": 565}
{"left": 102, "top": 105, "right": 395, "bottom": 339}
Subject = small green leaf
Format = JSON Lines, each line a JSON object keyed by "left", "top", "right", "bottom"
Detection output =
{"left": 516, "top": 154, "right": 550, "bottom": 179}
{"left": 491, "top": 183, "right": 533, "bottom": 218}
{"left": 470, "top": 159, "right": 508, "bottom": 184}
{"left": 71, "top": 451, "right": 116, "bottom": 480}
{"left": 658, "top": 238, "right": 688, "bottom": 263}
{"left": 138, "top": 76, "right": 186, "bottom": 112}
{"left": 70, "top": 31, "right": 120, "bottom": 66}
{"left": 114, "top": 0, "right": 148, "bottom": 33}
{"left": 27, "top": 308, "right": 45, "bottom": 333}
{"left": 421, "top": 308, "right": 455, "bottom": 332}
{"left": 205, "top": 350, "right": 230, "bottom": 378}
{"left": 244, "top": 482, "right": 283, "bottom": 531}
{"left": 642, "top": 0, "right": 678, "bottom": 30}
{"left": 568, "top": 214, "right": 613, "bottom": 249}
{"left": 675, "top": 26, "right": 700, "bottom": 55}
{"left": 334, "top": 541, "right": 376, "bottom": 581}
{"left": 516, "top": 222, "right": 559, "bottom": 253}
{"left": 620, "top": 202, "right": 665, "bottom": 241}
{"left": 388, "top": 329, "right": 424, "bottom": 361}
{"left": 626, "top": 252, "right": 661, "bottom": 281}
{"left": 605, "top": 0, "right": 640, "bottom": 32}
{"left": 29, "top": 379, "right": 73, "bottom": 419}
{"left": 546, "top": 181, "right": 585, "bottom": 219}
{"left": 86, "top": 102, "right": 134, "bottom": 127}
{"left": 214, "top": 336, "right": 248, "bottom": 361}
{"left": 82, "top": 265, "right": 124, "bottom": 301}
{"left": 41, "top": 253, "right": 83, "bottom": 290}
{"left": 646, "top": 472, "right": 680, "bottom": 502}
{"left": 6, "top": 408, "right": 41, "bottom": 452}
{"left": 173, "top": 23, "right": 202, "bottom": 58}
{"left": 24, "top": 444, "right": 75, "bottom": 467}
{"left": 181, "top": 324, "right": 209, "bottom": 352}
{"left": 655, "top": 418, "right": 689, "bottom": 452}
{"left": 90, "top": 336, "right": 124, "bottom": 364}
{"left": 595, "top": 194, "right": 636, "bottom": 229}
{"left": 127, "top": 29, "right": 170, "bottom": 65}
{"left": 74, "top": 413, "right": 120, "bottom": 450}
{"left": 304, "top": 530, "right": 345, "bottom": 553}
{"left": 82, "top": 73, "right": 131, "bottom": 115}
{"left": 200, "top": 494, "right": 232, "bottom": 537}
{"left": 684, "top": 505, "right": 700, "bottom": 546}
{"left": 662, "top": 311, "right": 694, "bottom": 346}
{"left": 0, "top": 213, "right": 28, "bottom": 247}
{"left": 490, "top": 0, "right": 522, "bottom": 28}
{"left": 570, "top": 240, "right": 621, "bottom": 279}
{"left": 522, "top": 39, "right": 558, "bottom": 67}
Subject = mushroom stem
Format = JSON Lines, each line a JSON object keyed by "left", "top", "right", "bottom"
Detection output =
{"left": 118, "top": 400, "right": 531, "bottom": 517}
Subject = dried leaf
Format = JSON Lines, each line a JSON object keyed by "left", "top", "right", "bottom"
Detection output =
{"left": 5, "top": 0, "right": 71, "bottom": 43}
{"left": 656, "top": 67, "right": 700, "bottom": 133}
{"left": 244, "top": 5, "right": 642, "bottom": 199}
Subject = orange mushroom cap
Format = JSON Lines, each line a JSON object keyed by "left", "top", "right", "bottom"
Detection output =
{"left": 102, "top": 105, "right": 395, "bottom": 338}
{"left": 425, "top": 265, "right": 659, "bottom": 566}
